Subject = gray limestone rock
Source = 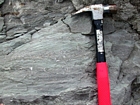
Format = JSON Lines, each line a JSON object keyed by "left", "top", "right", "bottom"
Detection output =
{"left": 130, "top": 0, "right": 140, "bottom": 6}
{"left": 122, "top": 41, "right": 140, "bottom": 75}
{"left": 137, "top": 21, "right": 140, "bottom": 34}
{"left": 4, "top": 15, "right": 23, "bottom": 31}
{"left": 0, "top": 20, "right": 94, "bottom": 105}
{"left": 105, "top": 30, "right": 135, "bottom": 62}
{"left": 112, "top": 44, "right": 134, "bottom": 61}
{"left": 118, "top": 3, "right": 137, "bottom": 21}
{"left": 0, "top": 33, "right": 6, "bottom": 42}
{"left": 106, "top": 53, "right": 122, "bottom": 89}
{"left": 105, "top": 30, "right": 135, "bottom": 45}
{"left": 6, "top": 27, "right": 27, "bottom": 39}
{"left": 20, "top": 13, "right": 48, "bottom": 30}
{"left": 111, "top": 79, "right": 133, "bottom": 105}
{"left": 32, "top": 20, "right": 70, "bottom": 39}
{"left": 1, "top": 0, "right": 74, "bottom": 34}
{"left": 0, "top": 0, "right": 140, "bottom": 105}
{"left": 56, "top": 0, "right": 64, "bottom": 3}
{"left": 63, "top": 14, "right": 92, "bottom": 34}
{"left": 1, "top": 0, "right": 13, "bottom": 14}
{"left": 70, "top": 0, "right": 84, "bottom": 10}
{"left": 103, "top": 18, "right": 116, "bottom": 35}
{"left": 0, "top": 17, "right": 4, "bottom": 32}
{"left": 0, "top": 0, "right": 4, "bottom": 5}
{"left": 71, "top": 0, "right": 96, "bottom": 10}
{"left": 131, "top": 76, "right": 140, "bottom": 105}
{"left": 119, "top": 40, "right": 140, "bottom": 105}
{"left": 0, "top": 33, "right": 31, "bottom": 56}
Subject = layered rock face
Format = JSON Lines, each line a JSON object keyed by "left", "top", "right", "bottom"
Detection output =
{"left": 0, "top": 0, "right": 140, "bottom": 105}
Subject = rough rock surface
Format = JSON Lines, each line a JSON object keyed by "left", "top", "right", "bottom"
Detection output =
{"left": 0, "top": 0, "right": 4, "bottom": 5}
{"left": 0, "top": 0, "right": 140, "bottom": 105}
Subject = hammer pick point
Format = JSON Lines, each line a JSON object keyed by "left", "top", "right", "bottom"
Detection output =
{"left": 72, "top": 6, "right": 91, "bottom": 15}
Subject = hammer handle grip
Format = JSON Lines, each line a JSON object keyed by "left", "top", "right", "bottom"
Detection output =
{"left": 96, "top": 62, "right": 111, "bottom": 105}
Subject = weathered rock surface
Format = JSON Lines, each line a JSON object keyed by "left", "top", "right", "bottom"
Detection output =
{"left": 0, "top": 0, "right": 140, "bottom": 105}
{"left": 1, "top": 0, "right": 75, "bottom": 41}
{"left": 0, "top": 17, "right": 4, "bottom": 31}
{"left": 63, "top": 14, "right": 92, "bottom": 34}
{"left": 0, "top": 33, "right": 31, "bottom": 56}
{"left": 0, "top": 16, "right": 5, "bottom": 41}
{"left": 71, "top": 0, "right": 106, "bottom": 10}
{"left": 0, "top": 19, "right": 94, "bottom": 105}
{"left": 0, "top": 0, "right": 4, "bottom": 5}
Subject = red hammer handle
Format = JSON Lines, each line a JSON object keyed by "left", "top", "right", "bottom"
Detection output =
{"left": 96, "top": 62, "right": 111, "bottom": 105}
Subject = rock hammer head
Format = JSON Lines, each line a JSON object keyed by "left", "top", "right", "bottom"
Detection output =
{"left": 72, "top": 4, "right": 117, "bottom": 20}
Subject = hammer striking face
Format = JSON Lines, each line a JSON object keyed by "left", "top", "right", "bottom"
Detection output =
{"left": 73, "top": 4, "right": 117, "bottom": 105}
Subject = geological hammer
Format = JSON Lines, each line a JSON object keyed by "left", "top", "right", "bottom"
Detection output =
{"left": 73, "top": 4, "right": 117, "bottom": 105}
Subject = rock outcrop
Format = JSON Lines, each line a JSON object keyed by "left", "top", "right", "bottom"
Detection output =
{"left": 0, "top": 0, "right": 140, "bottom": 105}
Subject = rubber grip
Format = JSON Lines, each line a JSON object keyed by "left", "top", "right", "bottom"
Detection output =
{"left": 96, "top": 62, "right": 111, "bottom": 105}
